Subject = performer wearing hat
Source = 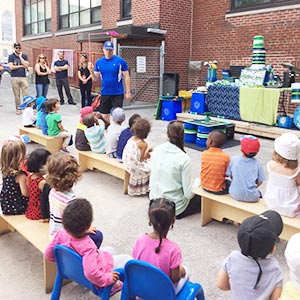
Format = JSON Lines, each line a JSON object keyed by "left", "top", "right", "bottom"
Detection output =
{"left": 88, "top": 41, "right": 132, "bottom": 124}
{"left": 8, "top": 42, "right": 29, "bottom": 115}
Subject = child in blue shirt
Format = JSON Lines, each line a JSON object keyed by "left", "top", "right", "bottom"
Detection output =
{"left": 226, "top": 135, "right": 265, "bottom": 202}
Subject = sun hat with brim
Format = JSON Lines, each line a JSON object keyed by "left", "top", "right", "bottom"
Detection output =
{"left": 36, "top": 96, "right": 47, "bottom": 111}
{"left": 275, "top": 133, "right": 300, "bottom": 160}
{"left": 18, "top": 96, "right": 36, "bottom": 110}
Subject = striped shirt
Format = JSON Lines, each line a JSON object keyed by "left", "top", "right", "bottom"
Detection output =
{"left": 201, "top": 147, "right": 230, "bottom": 192}
{"left": 49, "top": 188, "right": 76, "bottom": 238}
{"left": 84, "top": 123, "right": 106, "bottom": 154}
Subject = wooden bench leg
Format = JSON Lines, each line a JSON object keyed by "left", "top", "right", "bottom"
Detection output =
{"left": 201, "top": 196, "right": 213, "bottom": 226}
{"left": 0, "top": 217, "right": 11, "bottom": 235}
{"left": 44, "top": 257, "right": 57, "bottom": 293}
{"left": 46, "top": 140, "right": 63, "bottom": 154}
{"left": 78, "top": 152, "right": 89, "bottom": 172}
{"left": 123, "top": 171, "right": 130, "bottom": 194}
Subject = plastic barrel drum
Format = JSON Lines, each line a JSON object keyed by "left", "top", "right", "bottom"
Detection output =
{"left": 184, "top": 122, "right": 197, "bottom": 143}
{"left": 196, "top": 125, "right": 212, "bottom": 147}
{"left": 291, "top": 83, "right": 300, "bottom": 103}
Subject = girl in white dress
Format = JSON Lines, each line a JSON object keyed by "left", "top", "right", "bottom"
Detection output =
{"left": 264, "top": 133, "right": 300, "bottom": 217}
{"left": 122, "top": 118, "right": 152, "bottom": 196}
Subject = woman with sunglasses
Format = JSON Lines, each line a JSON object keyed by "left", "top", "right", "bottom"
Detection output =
{"left": 78, "top": 54, "right": 92, "bottom": 108}
{"left": 35, "top": 54, "right": 51, "bottom": 98}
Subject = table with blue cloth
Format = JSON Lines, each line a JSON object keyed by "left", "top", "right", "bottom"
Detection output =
{"left": 206, "top": 85, "right": 241, "bottom": 120}
{"left": 206, "top": 85, "right": 282, "bottom": 126}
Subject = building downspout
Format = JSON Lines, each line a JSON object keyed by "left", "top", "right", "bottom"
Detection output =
{"left": 188, "top": 0, "right": 194, "bottom": 90}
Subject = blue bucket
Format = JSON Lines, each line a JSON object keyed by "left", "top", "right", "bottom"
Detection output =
{"left": 184, "top": 122, "right": 197, "bottom": 143}
{"left": 196, "top": 125, "right": 212, "bottom": 147}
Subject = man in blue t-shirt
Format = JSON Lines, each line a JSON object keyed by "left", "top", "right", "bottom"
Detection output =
{"left": 54, "top": 51, "right": 76, "bottom": 105}
{"left": 8, "top": 42, "right": 29, "bottom": 114}
{"left": 89, "top": 41, "right": 132, "bottom": 124}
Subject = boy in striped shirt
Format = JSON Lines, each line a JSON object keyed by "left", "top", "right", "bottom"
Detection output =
{"left": 83, "top": 113, "right": 107, "bottom": 154}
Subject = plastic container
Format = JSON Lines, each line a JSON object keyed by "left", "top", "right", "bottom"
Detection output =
{"left": 196, "top": 125, "right": 212, "bottom": 147}
{"left": 277, "top": 116, "right": 293, "bottom": 128}
{"left": 161, "top": 99, "right": 182, "bottom": 121}
{"left": 190, "top": 93, "right": 207, "bottom": 114}
{"left": 184, "top": 122, "right": 197, "bottom": 143}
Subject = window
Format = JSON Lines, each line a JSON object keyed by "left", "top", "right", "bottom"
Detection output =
{"left": 23, "top": 0, "right": 51, "bottom": 36}
{"left": 121, "top": 0, "right": 132, "bottom": 19}
{"left": 59, "top": 0, "right": 101, "bottom": 30}
{"left": 231, "top": 0, "right": 299, "bottom": 11}
{"left": 2, "top": 10, "right": 13, "bottom": 41}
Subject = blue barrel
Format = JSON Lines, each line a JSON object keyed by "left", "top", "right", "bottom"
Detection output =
{"left": 184, "top": 122, "right": 197, "bottom": 143}
{"left": 196, "top": 125, "right": 212, "bottom": 147}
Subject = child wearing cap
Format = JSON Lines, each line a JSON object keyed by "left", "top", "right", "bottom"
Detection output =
{"left": 201, "top": 130, "right": 230, "bottom": 194}
{"left": 280, "top": 233, "right": 300, "bottom": 300}
{"left": 226, "top": 135, "right": 265, "bottom": 202}
{"left": 106, "top": 107, "right": 126, "bottom": 158}
{"left": 217, "top": 211, "right": 283, "bottom": 300}
{"left": 264, "top": 133, "right": 300, "bottom": 217}
{"left": 18, "top": 96, "right": 36, "bottom": 127}
{"left": 75, "top": 106, "right": 93, "bottom": 151}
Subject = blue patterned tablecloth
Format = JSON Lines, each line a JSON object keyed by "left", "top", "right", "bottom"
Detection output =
{"left": 206, "top": 85, "right": 241, "bottom": 120}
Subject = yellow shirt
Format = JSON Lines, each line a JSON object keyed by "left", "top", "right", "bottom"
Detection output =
{"left": 280, "top": 281, "right": 300, "bottom": 300}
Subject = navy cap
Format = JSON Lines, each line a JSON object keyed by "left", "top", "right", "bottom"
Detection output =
{"left": 103, "top": 41, "right": 114, "bottom": 50}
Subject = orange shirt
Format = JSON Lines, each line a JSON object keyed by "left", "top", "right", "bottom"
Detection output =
{"left": 201, "top": 147, "right": 230, "bottom": 192}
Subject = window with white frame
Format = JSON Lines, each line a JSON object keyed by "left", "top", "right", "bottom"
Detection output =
{"left": 23, "top": 0, "right": 51, "bottom": 36}
{"left": 59, "top": 0, "right": 101, "bottom": 29}
{"left": 121, "top": 0, "right": 132, "bottom": 19}
{"left": 2, "top": 10, "right": 13, "bottom": 41}
{"left": 231, "top": 0, "right": 299, "bottom": 11}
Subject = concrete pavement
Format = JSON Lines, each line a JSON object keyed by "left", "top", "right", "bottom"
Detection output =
{"left": 0, "top": 73, "right": 290, "bottom": 300}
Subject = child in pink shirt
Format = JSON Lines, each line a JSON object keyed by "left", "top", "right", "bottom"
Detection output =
{"left": 45, "top": 198, "right": 131, "bottom": 293}
{"left": 132, "top": 198, "right": 189, "bottom": 294}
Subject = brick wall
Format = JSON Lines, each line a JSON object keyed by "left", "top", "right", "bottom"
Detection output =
{"left": 192, "top": 0, "right": 300, "bottom": 87}
{"left": 160, "top": 0, "right": 193, "bottom": 91}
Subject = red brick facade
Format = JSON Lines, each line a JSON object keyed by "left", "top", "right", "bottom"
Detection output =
{"left": 15, "top": 0, "right": 300, "bottom": 105}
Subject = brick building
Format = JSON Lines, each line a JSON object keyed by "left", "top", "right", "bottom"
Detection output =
{"left": 15, "top": 0, "right": 300, "bottom": 102}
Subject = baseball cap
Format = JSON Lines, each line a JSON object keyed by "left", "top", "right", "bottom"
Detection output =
{"left": 103, "top": 41, "right": 114, "bottom": 50}
{"left": 112, "top": 107, "right": 125, "bottom": 123}
{"left": 240, "top": 135, "right": 260, "bottom": 156}
{"left": 238, "top": 210, "right": 283, "bottom": 259}
{"left": 275, "top": 133, "right": 300, "bottom": 160}
{"left": 80, "top": 106, "right": 93, "bottom": 124}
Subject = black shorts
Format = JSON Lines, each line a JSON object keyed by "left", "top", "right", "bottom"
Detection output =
{"left": 99, "top": 94, "right": 124, "bottom": 114}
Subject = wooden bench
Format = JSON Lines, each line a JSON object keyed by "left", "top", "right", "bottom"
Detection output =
{"left": 194, "top": 187, "right": 300, "bottom": 241}
{"left": 77, "top": 150, "right": 130, "bottom": 194}
{"left": 0, "top": 214, "right": 56, "bottom": 293}
{"left": 19, "top": 126, "right": 63, "bottom": 153}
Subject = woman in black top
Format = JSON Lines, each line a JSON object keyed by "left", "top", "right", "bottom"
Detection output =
{"left": 78, "top": 54, "right": 92, "bottom": 108}
{"left": 35, "top": 53, "right": 51, "bottom": 97}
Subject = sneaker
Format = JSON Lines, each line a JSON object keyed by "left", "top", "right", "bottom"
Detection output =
{"left": 110, "top": 281, "right": 123, "bottom": 296}
{"left": 60, "top": 101, "right": 65, "bottom": 105}
{"left": 68, "top": 101, "right": 76, "bottom": 105}
{"left": 60, "top": 148, "right": 70, "bottom": 154}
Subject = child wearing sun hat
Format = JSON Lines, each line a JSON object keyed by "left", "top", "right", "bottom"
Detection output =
{"left": 264, "top": 133, "right": 300, "bottom": 217}
{"left": 226, "top": 135, "right": 265, "bottom": 202}
{"left": 217, "top": 210, "right": 283, "bottom": 300}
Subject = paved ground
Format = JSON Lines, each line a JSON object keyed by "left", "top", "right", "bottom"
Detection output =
{"left": 0, "top": 73, "right": 290, "bottom": 300}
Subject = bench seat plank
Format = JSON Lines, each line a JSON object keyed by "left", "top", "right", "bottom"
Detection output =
{"left": 0, "top": 214, "right": 56, "bottom": 293}
{"left": 194, "top": 187, "right": 300, "bottom": 241}
{"left": 77, "top": 150, "right": 129, "bottom": 194}
{"left": 19, "top": 126, "right": 63, "bottom": 153}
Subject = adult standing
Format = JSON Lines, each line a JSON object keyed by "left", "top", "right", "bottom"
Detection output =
{"left": 35, "top": 53, "right": 51, "bottom": 98}
{"left": 149, "top": 121, "right": 201, "bottom": 219}
{"left": 78, "top": 54, "right": 92, "bottom": 108}
{"left": 8, "top": 42, "right": 29, "bottom": 114}
{"left": 89, "top": 40, "right": 132, "bottom": 124}
{"left": 54, "top": 51, "right": 76, "bottom": 105}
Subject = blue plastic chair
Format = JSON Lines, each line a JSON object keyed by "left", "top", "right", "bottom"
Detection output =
{"left": 51, "top": 244, "right": 114, "bottom": 300}
{"left": 120, "top": 260, "right": 205, "bottom": 300}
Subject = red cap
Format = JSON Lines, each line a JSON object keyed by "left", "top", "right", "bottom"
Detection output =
{"left": 240, "top": 135, "right": 260, "bottom": 155}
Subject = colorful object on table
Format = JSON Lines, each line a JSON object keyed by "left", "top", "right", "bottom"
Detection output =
{"left": 251, "top": 35, "right": 266, "bottom": 69}
{"left": 204, "top": 60, "right": 218, "bottom": 83}
{"left": 291, "top": 83, "right": 300, "bottom": 103}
